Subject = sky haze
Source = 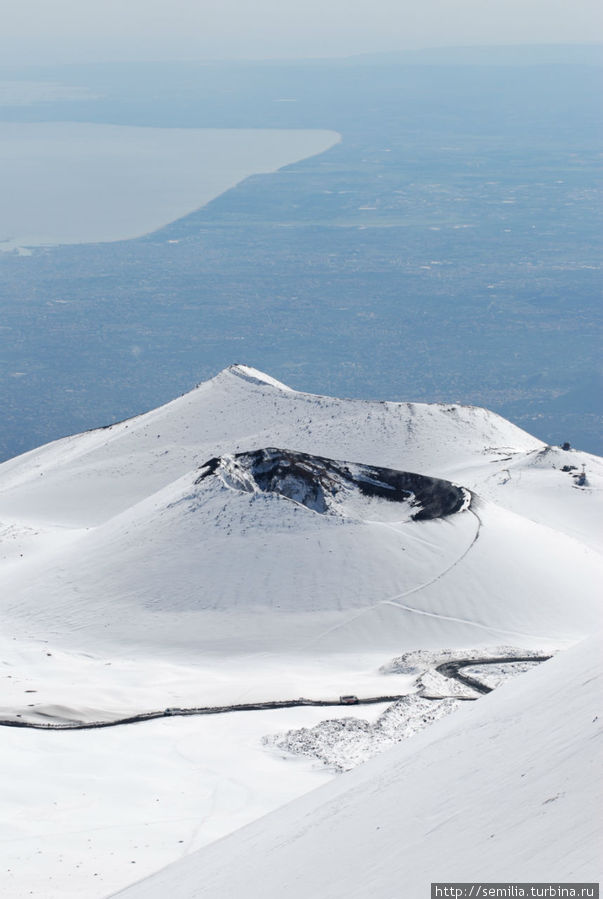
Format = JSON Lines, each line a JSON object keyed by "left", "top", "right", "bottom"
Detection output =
{"left": 2, "top": 0, "right": 602, "bottom": 65}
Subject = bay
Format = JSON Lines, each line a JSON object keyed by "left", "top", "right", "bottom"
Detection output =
{"left": 0, "top": 122, "right": 339, "bottom": 250}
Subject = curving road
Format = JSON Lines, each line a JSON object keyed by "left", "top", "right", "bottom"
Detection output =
{"left": 435, "top": 655, "right": 552, "bottom": 695}
{"left": 0, "top": 694, "right": 409, "bottom": 731}
{"left": 0, "top": 655, "right": 551, "bottom": 731}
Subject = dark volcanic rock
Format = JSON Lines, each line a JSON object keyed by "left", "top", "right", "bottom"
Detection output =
{"left": 196, "top": 448, "right": 469, "bottom": 521}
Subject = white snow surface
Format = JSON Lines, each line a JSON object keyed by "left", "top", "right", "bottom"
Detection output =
{"left": 1, "top": 702, "right": 387, "bottom": 899}
{"left": 115, "top": 633, "right": 603, "bottom": 899}
{"left": 1, "top": 363, "right": 599, "bottom": 542}
{"left": 0, "top": 365, "right": 601, "bottom": 897}
{"left": 1, "top": 364, "right": 600, "bottom": 668}
{"left": 0, "top": 365, "right": 600, "bottom": 716}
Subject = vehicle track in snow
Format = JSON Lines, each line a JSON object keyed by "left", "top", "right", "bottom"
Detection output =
{"left": 305, "top": 503, "right": 483, "bottom": 648}
{"left": 381, "top": 600, "right": 549, "bottom": 642}
{"left": 384, "top": 504, "right": 483, "bottom": 602}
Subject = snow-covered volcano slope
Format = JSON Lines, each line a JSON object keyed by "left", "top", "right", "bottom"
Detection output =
{"left": 0, "top": 364, "right": 599, "bottom": 541}
{"left": 1, "top": 368, "right": 601, "bottom": 895}
{"left": 0, "top": 366, "right": 601, "bottom": 657}
{"left": 115, "top": 633, "right": 603, "bottom": 899}
{"left": 1, "top": 446, "right": 601, "bottom": 657}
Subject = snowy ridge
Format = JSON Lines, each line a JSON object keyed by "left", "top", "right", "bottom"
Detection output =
{"left": 223, "top": 363, "right": 294, "bottom": 391}
{"left": 0, "top": 364, "right": 599, "bottom": 547}
{"left": 0, "top": 364, "right": 543, "bottom": 521}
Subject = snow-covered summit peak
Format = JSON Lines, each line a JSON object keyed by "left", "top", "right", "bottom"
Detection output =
{"left": 196, "top": 447, "right": 471, "bottom": 521}
{"left": 219, "top": 364, "right": 294, "bottom": 392}
{"left": 1, "top": 364, "right": 597, "bottom": 546}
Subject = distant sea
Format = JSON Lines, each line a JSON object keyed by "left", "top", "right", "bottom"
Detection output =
{"left": 0, "top": 122, "right": 339, "bottom": 250}
{"left": 0, "top": 58, "right": 600, "bottom": 460}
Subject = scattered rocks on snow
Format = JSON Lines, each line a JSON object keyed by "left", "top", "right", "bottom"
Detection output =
{"left": 263, "top": 695, "right": 461, "bottom": 772}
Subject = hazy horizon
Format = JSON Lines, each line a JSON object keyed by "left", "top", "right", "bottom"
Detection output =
{"left": 1, "top": 0, "right": 601, "bottom": 66}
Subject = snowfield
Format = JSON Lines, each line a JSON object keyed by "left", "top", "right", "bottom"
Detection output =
{"left": 115, "top": 633, "right": 603, "bottom": 899}
{"left": 1, "top": 365, "right": 600, "bottom": 666}
{"left": 0, "top": 365, "right": 600, "bottom": 897}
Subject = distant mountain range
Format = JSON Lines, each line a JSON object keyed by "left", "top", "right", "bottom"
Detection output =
{"left": 350, "top": 43, "right": 603, "bottom": 66}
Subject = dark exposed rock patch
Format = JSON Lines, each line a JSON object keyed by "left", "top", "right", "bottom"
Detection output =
{"left": 196, "top": 448, "right": 469, "bottom": 521}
